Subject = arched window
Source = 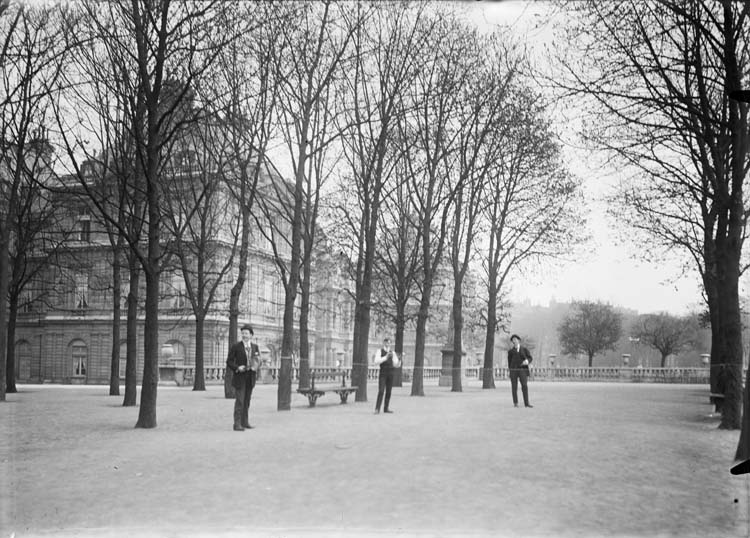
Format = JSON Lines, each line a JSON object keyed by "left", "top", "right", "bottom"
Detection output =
{"left": 72, "top": 340, "right": 87, "bottom": 377}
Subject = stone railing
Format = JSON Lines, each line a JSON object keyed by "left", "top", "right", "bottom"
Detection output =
{"left": 173, "top": 365, "right": 716, "bottom": 386}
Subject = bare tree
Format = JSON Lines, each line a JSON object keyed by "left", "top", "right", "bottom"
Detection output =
{"left": 631, "top": 312, "right": 699, "bottom": 367}
{"left": 205, "top": 2, "right": 284, "bottom": 399}
{"left": 558, "top": 300, "right": 623, "bottom": 367}
{"left": 371, "top": 165, "right": 422, "bottom": 388}
{"left": 329, "top": 0, "right": 431, "bottom": 400}
{"left": 56, "top": 2, "right": 149, "bottom": 403}
{"left": 161, "top": 115, "right": 240, "bottom": 391}
{"left": 5, "top": 134, "right": 65, "bottom": 393}
{"left": 478, "top": 87, "right": 583, "bottom": 389}
{"left": 0, "top": 3, "right": 69, "bottom": 402}
{"left": 266, "top": 0, "right": 357, "bottom": 410}
{"left": 398, "top": 12, "right": 476, "bottom": 397}
{"left": 56, "top": 0, "right": 231, "bottom": 427}
{"left": 550, "top": 1, "right": 749, "bottom": 429}
{"left": 446, "top": 32, "right": 520, "bottom": 392}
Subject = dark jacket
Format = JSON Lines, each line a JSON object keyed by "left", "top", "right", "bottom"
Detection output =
{"left": 507, "top": 346, "right": 533, "bottom": 370}
{"left": 227, "top": 340, "right": 260, "bottom": 389}
{"left": 379, "top": 347, "right": 394, "bottom": 371}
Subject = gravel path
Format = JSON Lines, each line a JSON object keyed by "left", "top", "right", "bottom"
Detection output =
{"left": 2, "top": 380, "right": 747, "bottom": 537}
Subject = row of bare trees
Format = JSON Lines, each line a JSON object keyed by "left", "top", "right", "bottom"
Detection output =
{"left": 0, "top": 2, "right": 580, "bottom": 427}
{"left": 327, "top": 4, "right": 582, "bottom": 399}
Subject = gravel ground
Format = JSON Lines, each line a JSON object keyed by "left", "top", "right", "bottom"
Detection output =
{"left": 1, "top": 380, "right": 748, "bottom": 538}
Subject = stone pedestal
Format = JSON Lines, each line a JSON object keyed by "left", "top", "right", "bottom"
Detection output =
{"left": 259, "top": 366, "right": 274, "bottom": 384}
{"left": 439, "top": 348, "right": 467, "bottom": 387}
{"left": 158, "top": 364, "right": 188, "bottom": 386}
{"left": 439, "top": 348, "right": 453, "bottom": 386}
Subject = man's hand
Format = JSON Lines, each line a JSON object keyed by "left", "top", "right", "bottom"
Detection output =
{"left": 521, "top": 359, "right": 529, "bottom": 366}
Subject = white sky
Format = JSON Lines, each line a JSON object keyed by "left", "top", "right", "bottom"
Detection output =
{"left": 462, "top": 0, "right": 707, "bottom": 315}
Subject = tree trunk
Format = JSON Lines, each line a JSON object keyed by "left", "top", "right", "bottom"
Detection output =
{"left": 226, "top": 201, "right": 249, "bottom": 398}
{"left": 588, "top": 353, "right": 594, "bottom": 368}
{"left": 352, "top": 230, "right": 374, "bottom": 402}
{"left": 411, "top": 293, "right": 430, "bottom": 397}
{"left": 717, "top": 249, "right": 743, "bottom": 430}
{"left": 136, "top": 263, "right": 159, "bottom": 428}
{"left": 135, "top": 156, "right": 161, "bottom": 427}
{"left": 193, "top": 314, "right": 206, "bottom": 391}
{"left": 703, "top": 265, "right": 721, "bottom": 393}
{"left": 0, "top": 223, "right": 9, "bottom": 402}
{"left": 352, "top": 297, "right": 371, "bottom": 402}
{"left": 123, "top": 253, "right": 139, "bottom": 406}
{"left": 482, "top": 285, "right": 497, "bottom": 389}
{"left": 278, "top": 279, "right": 295, "bottom": 410}
{"left": 660, "top": 353, "right": 668, "bottom": 368}
{"left": 393, "top": 309, "right": 406, "bottom": 388}
{"left": 451, "top": 287, "right": 463, "bottom": 393}
{"left": 5, "top": 294, "right": 18, "bottom": 393}
{"left": 298, "top": 268, "right": 311, "bottom": 390}
{"left": 225, "top": 290, "right": 238, "bottom": 398}
{"left": 109, "top": 247, "right": 122, "bottom": 396}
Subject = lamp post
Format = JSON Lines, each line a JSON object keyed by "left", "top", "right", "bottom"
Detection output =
{"left": 628, "top": 337, "right": 641, "bottom": 367}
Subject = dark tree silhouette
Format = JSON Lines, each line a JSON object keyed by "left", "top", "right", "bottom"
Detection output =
{"left": 558, "top": 300, "right": 623, "bottom": 367}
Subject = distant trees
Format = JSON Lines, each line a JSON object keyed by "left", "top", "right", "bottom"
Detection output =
{"left": 631, "top": 313, "right": 699, "bottom": 367}
{"left": 558, "top": 300, "right": 623, "bottom": 367}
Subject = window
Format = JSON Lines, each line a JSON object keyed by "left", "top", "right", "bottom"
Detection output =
{"left": 75, "top": 273, "right": 89, "bottom": 309}
{"left": 78, "top": 219, "right": 90, "bottom": 242}
{"left": 171, "top": 273, "right": 187, "bottom": 308}
{"left": 72, "top": 341, "right": 87, "bottom": 377}
{"left": 119, "top": 342, "right": 127, "bottom": 378}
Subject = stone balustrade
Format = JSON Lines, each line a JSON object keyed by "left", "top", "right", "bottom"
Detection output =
{"left": 172, "top": 365, "right": 717, "bottom": 386}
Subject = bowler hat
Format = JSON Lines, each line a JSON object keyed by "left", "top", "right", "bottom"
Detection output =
{"left": 241, "top": 324, "right": 254, "bottom": 334}
{"left": 510, "top": 334, "right": 521, "bottom": 342}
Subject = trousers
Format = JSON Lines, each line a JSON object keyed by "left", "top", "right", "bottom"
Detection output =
{"left": 375, "top": 369, "right": 393, "bottom": 412}
{"left": 509, "top": 368, "right": 530, "bottom": 406}
{"left": 233, "top": 370, "right": 257, "bottom": 427}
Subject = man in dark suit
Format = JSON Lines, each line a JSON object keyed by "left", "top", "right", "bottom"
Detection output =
{"left": 226, "top": 324, "right": 261, "bottom": 431}
{"left": 507, "top": 334, "right": 533, "bottom": 408}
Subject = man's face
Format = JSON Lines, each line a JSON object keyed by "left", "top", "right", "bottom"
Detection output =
{"left": 512, "top": 337, "right": 520, "bottom": 347}
{"left": 241, "top": 329, "right": 252, "bottom": 342}
{"left": 383, "top": 339, "right": 391, "bottom": 350}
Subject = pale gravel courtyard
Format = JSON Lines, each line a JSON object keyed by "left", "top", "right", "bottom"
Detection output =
{"left": 1, "top": 380, "right": 748, "bottom": 538}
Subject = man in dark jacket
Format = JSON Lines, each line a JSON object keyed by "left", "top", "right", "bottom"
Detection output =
{"left": 226, "top": 324, "right": 261, "bottom": 430}
{"left": 507, "top": 334, "right": 533, "bottom": 408}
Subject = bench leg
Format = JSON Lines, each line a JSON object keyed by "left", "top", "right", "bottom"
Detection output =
{"left": 339, "top": 392, "right": 349, "bottom": 404}
{"left": 307, "top": 394, "right": 319, "bottom": 407}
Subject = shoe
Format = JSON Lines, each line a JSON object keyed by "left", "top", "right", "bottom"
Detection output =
{"left": 514, "top": 403, "right": 519, "bottom": 408}
{"left": 374, "top": 409, "right": 380, "bottom": 414}
{"left": 525, "top": 404, "right": 533, "bottom": 408}
{"left": 233, "top": 425, "right": 244, "bottom": 431}
{"left": 242, "top": 424, "right": 254, "bottom": 429}
{"left": 384, "top": 410, "right": 394, "bottom": 414}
